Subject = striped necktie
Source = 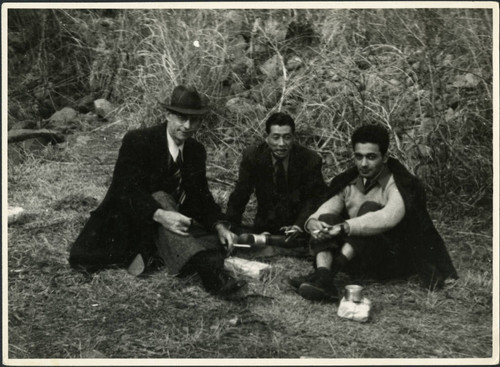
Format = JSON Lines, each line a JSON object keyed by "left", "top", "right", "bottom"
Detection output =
{"left": 173, "top": 152, "right": 186, "bottom": 205}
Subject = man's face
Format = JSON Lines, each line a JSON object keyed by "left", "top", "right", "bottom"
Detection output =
{"left": 166, "top": 111, "right": 202, "bottom": 145}
{"left": 353, "top": 142, "right": 388, "bottom": 179}
{"left": 265, "top": 125, "right": 294, "bottom": 159}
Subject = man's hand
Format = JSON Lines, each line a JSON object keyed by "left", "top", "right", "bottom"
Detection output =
{"left": 153, "top": 209, "right": 192, "bottom": 236}
{"left": 307, "top": 218, "right": 335, "bottom": 240}
{"left": 280, "top": 225, "right": 303, "bottom": 242}
{"left": 215, "top": 223, "right": 237, "bottom": 253}
{"left": 325, "top": 225, "right": 343, "bottom": 237}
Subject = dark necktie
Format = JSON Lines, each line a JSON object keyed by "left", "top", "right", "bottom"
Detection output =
{"left": 364, "top": 178, "right": 376, "bottom": 194}
{"left": 173, "top": 152, "right": 186, "bottom": 205}
{"left": 275, "top": 159, "right": 287, "bottom": 194}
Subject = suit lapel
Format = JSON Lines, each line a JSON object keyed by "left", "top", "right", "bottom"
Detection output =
{"left": 260, "top": 144, "right": 275, "bottom": 189}
{"left": 287, "top": 144, "right": 300, "bottom": 192}
{"left": 156, "top": 123, "right": 174, "bottom": 182}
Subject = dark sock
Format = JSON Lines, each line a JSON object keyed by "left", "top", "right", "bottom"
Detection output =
{"left": 332, "top": 254, "right": 349, "bottom": 276}
{"left": 316, "top": 267, "right": 332, "bottom": 283}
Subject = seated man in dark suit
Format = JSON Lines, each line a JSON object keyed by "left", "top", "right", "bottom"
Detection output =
{"left": 225, "top": 112, "right": 327, "bottom": 254}
{"left": 69, "top": 85, "right": 246, "bottom": 296}
{"left": 290, "top": 124, "right": 458, "bottom": 301}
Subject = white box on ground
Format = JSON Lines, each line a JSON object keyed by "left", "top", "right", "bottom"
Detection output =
{"left": 224, "top": 256, "right": 272, "bottom": 280}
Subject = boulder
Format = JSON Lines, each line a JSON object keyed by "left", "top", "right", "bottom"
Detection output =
{"left": 452, "top": 73, "right": 481, "bottom": 89}
{"left": 46, "top": 107, "right": 78, "bottom": 130}
{"left": 94, "top": 99, "right": 114, "bottom": 119}
{"left": 259, "top": 55, "right": 282, "bottom": 79}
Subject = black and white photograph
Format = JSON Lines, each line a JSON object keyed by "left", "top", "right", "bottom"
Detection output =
{"left": 3, "top": 2, "right": 498, "bottom": 365}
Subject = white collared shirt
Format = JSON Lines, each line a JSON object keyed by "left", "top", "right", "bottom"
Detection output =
{"left": 166, "top": 126, "right": 184, "bottom": 161}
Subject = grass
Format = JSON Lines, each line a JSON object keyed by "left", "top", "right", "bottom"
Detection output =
{"left": 6, "top": 119, "right": 494, "bottom": 362}
{"left": 5, "top": 8, "right": 495, "bottom": 363}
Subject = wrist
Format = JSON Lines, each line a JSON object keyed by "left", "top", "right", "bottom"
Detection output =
{"left": 339, "top": 222, "right": 350, "bottom": 237}
{"left": 215, "top": 220, "right": 230, "bottom": 232}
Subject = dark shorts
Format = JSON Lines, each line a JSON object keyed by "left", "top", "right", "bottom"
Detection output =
{"left": 309, "top": 202, "right": 413, "bottom": 280}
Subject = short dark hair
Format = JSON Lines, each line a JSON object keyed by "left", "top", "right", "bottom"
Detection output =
{"left": 265, "top": 112, "right": 295, "bottom": 134}
{"left": 351, "top": 124, "right": 390, "bottom": 155}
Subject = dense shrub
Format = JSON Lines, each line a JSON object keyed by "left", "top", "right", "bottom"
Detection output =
{"left": 7, "top": 8, "right": 493, "bottom": 216}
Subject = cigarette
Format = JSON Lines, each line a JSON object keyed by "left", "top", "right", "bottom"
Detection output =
{"left": 313, "top": 229, "right": 321, "bottom": 234}
{"left": 233, "top": 244, "right": 251, "bottom": 248}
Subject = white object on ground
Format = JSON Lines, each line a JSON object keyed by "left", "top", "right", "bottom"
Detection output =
{"left": 224, "top": 256, "right": 272, "bottom": 280}
{"left": 337, "top": 296, "right": 372, "bottom": 322}
{"left": 8, "top": 206, "right": 25, "bottom": 224}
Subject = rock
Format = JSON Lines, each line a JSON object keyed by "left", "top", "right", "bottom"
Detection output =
{"left": 47, "top": 107, "right": 78, "bottom": 129}
{"left": 8, "top": 206, "right": 25, "bottom": 224}
{"left": 259, "top": 55, "right": 282, "bottom": 79}
{"left": 224, "top": 256, "right": 272, "bottom": 280}
{"left": 286, "top": 56, "right": 303, "bottom": 71}
{"left": 263, "top": 18, "right": 287, "bottom": 42}
{"left": 94, "top": 99, "right": 114, "bottom": 119}
{"left": 225, "top": 97, "right": 266, "bottom": 115}
{"left": 452, "top": 73, "right": 481, "bottom": 89}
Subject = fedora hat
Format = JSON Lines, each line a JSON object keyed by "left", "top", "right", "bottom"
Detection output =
{"left": 159, "top": 85, "right": 209, "bottom": 115}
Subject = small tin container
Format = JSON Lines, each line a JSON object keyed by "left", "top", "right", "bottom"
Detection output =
{"left": 345, "top": 285, "right": 364, "bottom": 303}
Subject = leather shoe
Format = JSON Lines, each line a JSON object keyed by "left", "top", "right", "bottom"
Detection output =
{"left": 299, "top": 278, "right": 339, "bottom": 302}
{"left": 210, "top": 271, "right": 247, "bottom": 296}
{"left": 288, "top": 271, "right": 317, "bottom": 290}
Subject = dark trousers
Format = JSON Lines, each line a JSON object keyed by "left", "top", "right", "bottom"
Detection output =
{"left": 310, "top": 201, "right": 412, "bottom": 280}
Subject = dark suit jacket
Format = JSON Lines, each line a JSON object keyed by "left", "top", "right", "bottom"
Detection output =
{"left": 226, "top": 142, "right": 327, "bottom": 233}
{"left": 69, "top": 123, "right": 224, "bottom": 272}
{"left": 328, "top": 157, "right": 458, "bottom": 288}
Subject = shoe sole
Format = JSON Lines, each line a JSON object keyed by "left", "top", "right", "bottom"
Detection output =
{"left": 299, "top": 283, "right": 338, "bottom": 302}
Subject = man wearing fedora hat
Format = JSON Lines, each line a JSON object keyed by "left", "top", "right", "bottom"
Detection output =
{"left": 69, "top": 85, "right": 246, "bottom": 296}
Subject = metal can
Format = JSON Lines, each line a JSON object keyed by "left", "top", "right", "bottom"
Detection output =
{"left": 345, "top": 284, "right": 363, "bottom": 303}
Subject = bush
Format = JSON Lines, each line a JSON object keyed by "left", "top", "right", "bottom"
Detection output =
{"left": 7, "top": 8, "right": 493, "bottom": 216}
